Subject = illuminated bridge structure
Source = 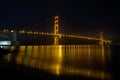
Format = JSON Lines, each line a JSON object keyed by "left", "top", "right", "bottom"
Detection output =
{"left": 0, "top": 16, "right": 111, "bottom": 45}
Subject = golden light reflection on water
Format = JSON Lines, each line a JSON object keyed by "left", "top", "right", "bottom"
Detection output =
{"left": 6, "top": 45, "right": 111, "bottom": 79}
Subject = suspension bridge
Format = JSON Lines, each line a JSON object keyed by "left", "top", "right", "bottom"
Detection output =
{"left": 0, "top": 15, "right": 111, "bottom": 45}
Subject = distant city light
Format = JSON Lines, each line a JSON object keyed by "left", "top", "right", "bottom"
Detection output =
{"left": 0, "top": 41, "right": 11, "bottom": 45}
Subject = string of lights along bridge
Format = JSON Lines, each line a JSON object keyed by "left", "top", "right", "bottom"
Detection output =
{"left": 0, "top": 15, "right": 112, "bottom": 45}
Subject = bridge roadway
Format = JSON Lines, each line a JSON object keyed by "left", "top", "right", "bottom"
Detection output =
{"left": 0, "top": 30, "right": 112, "bottom": 44}
{"left": 19, "top": 30, "right": 111, "bottom": 43}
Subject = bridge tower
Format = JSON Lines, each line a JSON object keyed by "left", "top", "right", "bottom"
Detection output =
{"left": 100, "top": 32, "right": 104, "bottom": 45}
{"left": 54, "top": 15, "right": 59, "bottom": 45}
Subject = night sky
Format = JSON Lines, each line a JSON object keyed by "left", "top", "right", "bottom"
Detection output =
{"left": 0, "top": 1, "right": 120, "bottom": 40}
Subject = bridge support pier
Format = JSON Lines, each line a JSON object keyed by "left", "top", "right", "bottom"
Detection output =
{"left": 100, "top": 32, "right": 104, "bottom": 45}
{"left": 13, "top": 30, "right": 17, "bottom": 41}
{"left": 54, "top": 36, "right": 59, "bottom": 45}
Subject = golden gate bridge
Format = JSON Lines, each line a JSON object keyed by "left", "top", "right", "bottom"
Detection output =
{"left": 0, "top": 15, "right": 111, "bottom": 45}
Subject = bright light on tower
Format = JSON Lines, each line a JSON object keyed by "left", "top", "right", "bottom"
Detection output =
{"left": 11, "top": 30, "right": 14, "bottom": 33}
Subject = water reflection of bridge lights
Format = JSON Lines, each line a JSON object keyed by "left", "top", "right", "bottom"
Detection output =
{"left": 4, "top": 45, "right": 111, "bottom": 79}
